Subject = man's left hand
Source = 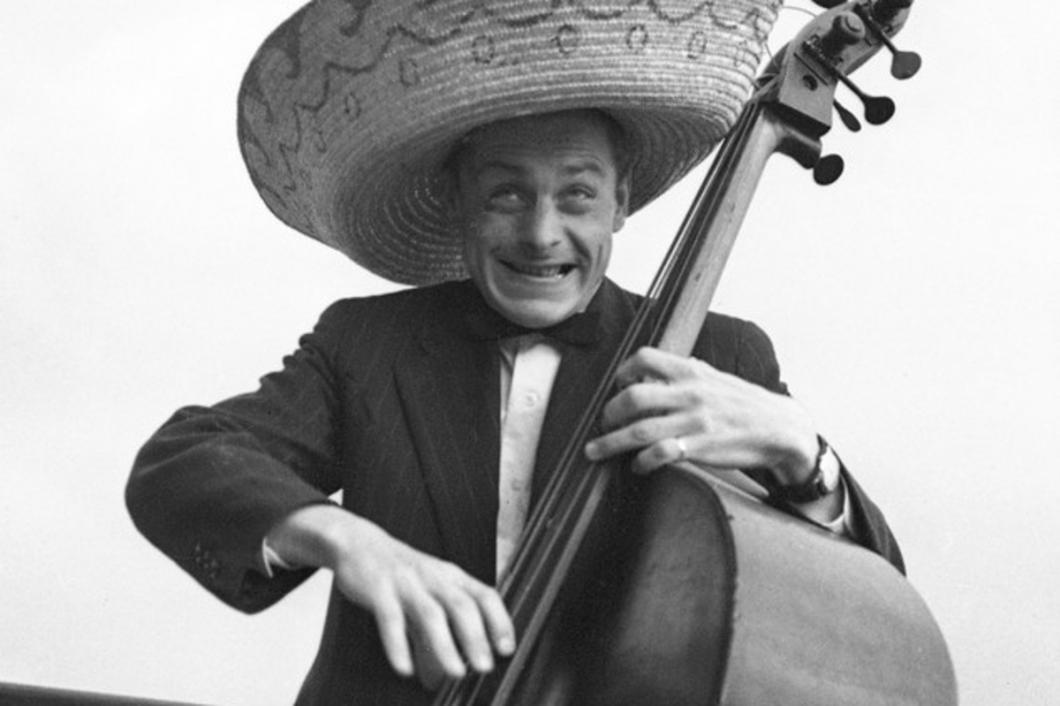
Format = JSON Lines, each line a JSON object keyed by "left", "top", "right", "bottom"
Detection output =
{"left": 584, "top": 347, "right": 817, "bottom": 485}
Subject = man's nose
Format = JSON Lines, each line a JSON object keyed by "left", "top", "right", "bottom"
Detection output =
{"left": 518, "top": 200, "right": 562, "bottom": 252}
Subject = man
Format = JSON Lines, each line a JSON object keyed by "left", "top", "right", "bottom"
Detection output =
{"left": 127, "top": 2, "right": 902, "bottom": 704}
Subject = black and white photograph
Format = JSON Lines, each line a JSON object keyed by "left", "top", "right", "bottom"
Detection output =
{"left": 2, "top": 2, "right": 1056, "bottom": 704}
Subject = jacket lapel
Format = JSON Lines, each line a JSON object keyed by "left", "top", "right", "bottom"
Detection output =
{"left": 393, "top": 285, "right": 501, "bottom": 583}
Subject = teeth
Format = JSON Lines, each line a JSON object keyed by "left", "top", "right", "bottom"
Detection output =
{"left": 508, "top": 262, "right": 569, "bottom": 278}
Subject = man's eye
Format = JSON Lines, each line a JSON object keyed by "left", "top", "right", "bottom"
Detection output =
{"left": 564, "top": 185, "right": 597, "bottom": 201}
{"left": 559, "top": 185, "right": 597, "bottom": 209}
{"left": 486, "top": 188, "right": 525, "bottom": 209}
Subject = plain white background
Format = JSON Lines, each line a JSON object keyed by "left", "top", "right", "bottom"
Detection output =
{"left": 2, "top": 2, "right": 1057, "bottom": 704}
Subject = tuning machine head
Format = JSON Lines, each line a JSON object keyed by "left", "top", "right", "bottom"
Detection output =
{"left": 764, "top": 0, "right": 921, "bottom": 186}
{"left": 810, "top": 10, "right": 899, "bottom": 128}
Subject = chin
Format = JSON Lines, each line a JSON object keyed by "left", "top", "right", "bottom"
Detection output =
{"left": 489, "top": 295, "right": 578, "bottom": 329}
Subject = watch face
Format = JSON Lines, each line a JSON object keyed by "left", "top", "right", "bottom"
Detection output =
{"left": 768, "top": 440, "right": 842, "bottom": 504}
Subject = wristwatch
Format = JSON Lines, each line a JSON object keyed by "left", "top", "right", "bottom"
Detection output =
{"left": 768, "top": 435, "right": 841, "bottom": 504}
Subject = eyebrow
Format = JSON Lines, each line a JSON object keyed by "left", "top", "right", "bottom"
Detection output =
{"left": 561, "top": 160, "right": 606, "bottom": 178}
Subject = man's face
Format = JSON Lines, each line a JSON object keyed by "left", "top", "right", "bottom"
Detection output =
{"left": 452, "top": 111, "right": 628, "bottom": 329}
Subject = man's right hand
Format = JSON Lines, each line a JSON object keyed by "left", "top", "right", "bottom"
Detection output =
{"left": 266, "top": 505, "right": 516, "bottom": 690}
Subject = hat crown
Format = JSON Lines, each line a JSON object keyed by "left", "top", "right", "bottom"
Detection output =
{"left": 239, "top": 0, "right": 781, "bottom": 285}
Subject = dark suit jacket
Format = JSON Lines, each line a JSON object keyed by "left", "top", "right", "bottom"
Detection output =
{"left": 126, "top": 278, "right": 903, "bottom": 705}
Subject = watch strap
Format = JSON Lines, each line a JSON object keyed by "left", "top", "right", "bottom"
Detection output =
{"left": 766, "top": 435, "right": 840, "bottom": 504}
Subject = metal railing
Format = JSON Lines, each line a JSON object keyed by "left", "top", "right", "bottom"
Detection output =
{"left": 0, "top": 682, "right": 211, "bottom": 706}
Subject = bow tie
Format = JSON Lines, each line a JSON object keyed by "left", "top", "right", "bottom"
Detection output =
{"left": 463, "top": 306, "right": 601, "bottom": 347}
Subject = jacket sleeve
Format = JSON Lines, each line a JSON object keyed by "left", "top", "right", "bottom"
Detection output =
{"left": 699, "top": 316, "right": 906, "bottom": 574}
{"left": 125, "top": 301, "right": 353, "bottom": 612}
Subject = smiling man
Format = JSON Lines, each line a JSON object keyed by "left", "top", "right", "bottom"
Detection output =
{"left": 126, "top": 3, "right": 903, "bottom": 705}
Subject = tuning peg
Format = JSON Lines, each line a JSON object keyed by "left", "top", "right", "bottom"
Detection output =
{"left": 871, "top": 24, "right": 921, "bottom": 79}
{"left": 834, "top": 99, "right": 862, "bottom": 132}
{"left": 871, "top": 0, "right": 914, "bottom": 24}
{"left": 884, "top": 42, "right": 922, "bottom": 80}
{"left": 834, "top": 71, "right": 895, "bottom": 125}
{"left": 813, "top": 154, "right": 845, "bottom": 185}
{"left": 860, "top": 1, "right": 922, "bottom": 79}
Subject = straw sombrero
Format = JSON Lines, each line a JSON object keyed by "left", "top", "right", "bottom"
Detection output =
{"left": 238, "top": 0, "right": 780, "bottom": 285}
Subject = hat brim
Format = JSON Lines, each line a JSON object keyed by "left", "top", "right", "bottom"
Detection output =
{"left": 239, "top": 1, "right": 779, "bottom": 285}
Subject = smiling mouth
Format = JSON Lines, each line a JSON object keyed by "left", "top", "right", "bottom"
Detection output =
{"left": 501, "top": 261, "right": 576, "bottom": 279}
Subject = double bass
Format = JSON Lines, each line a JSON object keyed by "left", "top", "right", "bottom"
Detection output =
{"left": 438, "top": 1, "right": 957, "bottom": 703}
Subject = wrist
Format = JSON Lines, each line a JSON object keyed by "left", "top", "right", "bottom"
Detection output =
{"left": 767, "top": 435, "right": 842, "bottom": 505}
{"left": 267, "top": 504, "right": 362, "bottom": 570}
{"left": 768, "top": 428, "right": 819, "bottom": 487}
{"left": 756, "top": 394, "right": 819, "bottom": 486}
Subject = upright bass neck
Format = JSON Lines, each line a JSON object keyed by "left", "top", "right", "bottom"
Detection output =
{"left": 647, "top": 101, "right": 813, "bottom": 357}
{"left": 652, "top": 0, "right": 918, "bottom": 354}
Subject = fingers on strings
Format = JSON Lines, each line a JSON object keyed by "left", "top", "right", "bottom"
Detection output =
{"left": 372, "top": 565, "right": 515, "bottom": 685}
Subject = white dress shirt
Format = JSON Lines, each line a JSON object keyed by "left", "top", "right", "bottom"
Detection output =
{"left": 495, "top": 334, "right": 561, "bottom": 580}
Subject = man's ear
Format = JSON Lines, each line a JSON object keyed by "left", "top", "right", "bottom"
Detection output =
{"left": 612, "top": 176, "right": 630, "bottom": 232}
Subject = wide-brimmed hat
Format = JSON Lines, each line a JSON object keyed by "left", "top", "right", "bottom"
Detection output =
{"left": 238, "top": 0, "right": 780, "bottom": 285}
